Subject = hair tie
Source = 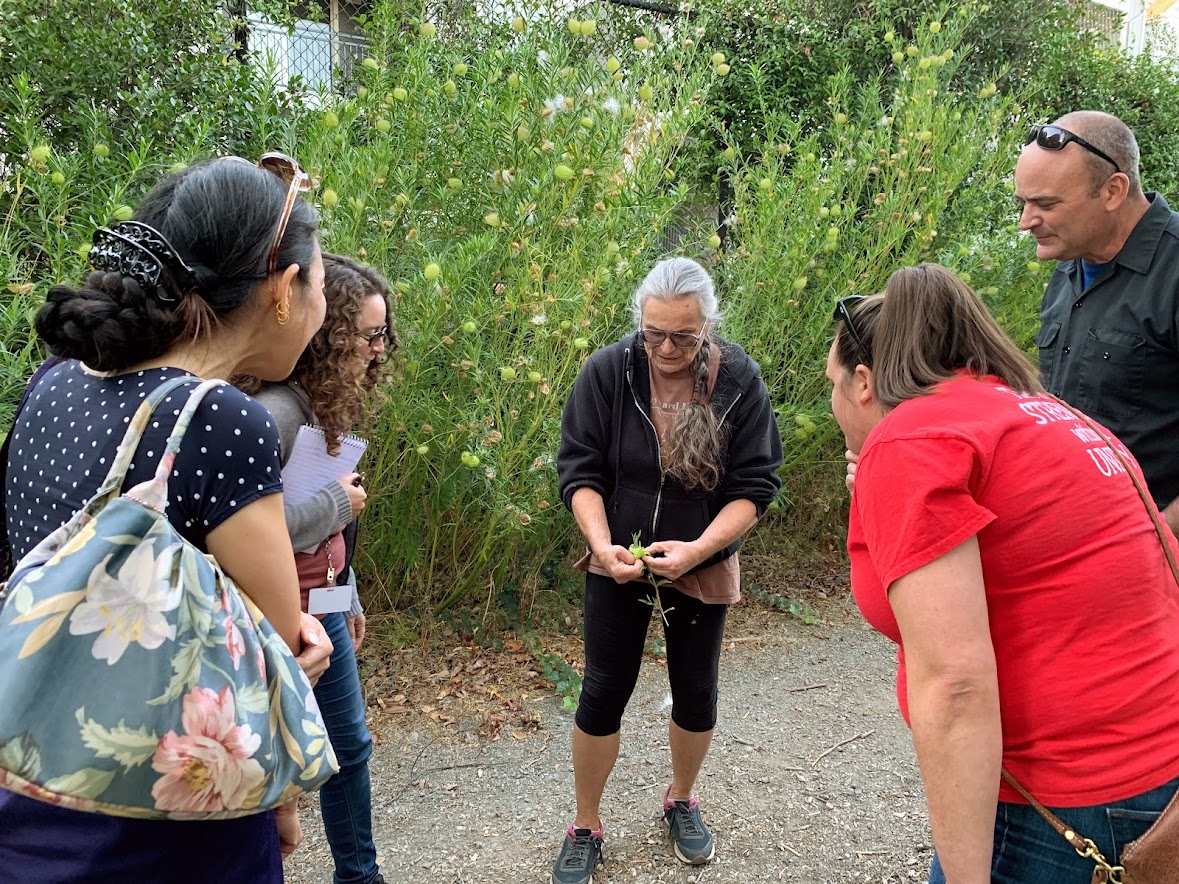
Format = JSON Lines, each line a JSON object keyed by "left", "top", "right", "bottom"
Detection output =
{"left": 88, "top": 221, "right": 202, "bottom": 303}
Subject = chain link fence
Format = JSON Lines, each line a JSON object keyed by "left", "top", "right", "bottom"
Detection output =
{"left": 242, "top": 0, "right": 684, "bottom": 92}
{"left": 1077, "top": 0, "right": 1124, "bottom": 43}
{"left": 246, "top": 0, "right": 373, "bottom": 91}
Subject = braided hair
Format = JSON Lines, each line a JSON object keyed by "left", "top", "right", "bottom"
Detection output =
{"left": 36, "top": 159, "right": 318, "bottom": 372}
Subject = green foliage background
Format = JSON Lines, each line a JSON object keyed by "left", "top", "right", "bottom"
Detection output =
{"left": 2, "top": 0, "right": 1177, "bottom": 619}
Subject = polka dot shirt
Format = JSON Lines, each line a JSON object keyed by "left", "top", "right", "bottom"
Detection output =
{"left": 5, "top": 361, "right": 283, "bottom": 560}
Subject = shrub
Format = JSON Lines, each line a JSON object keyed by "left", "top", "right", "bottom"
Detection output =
{"left": 298, "top": 10, "right": 718, "bottom": 612}
{"left": 2, "top": 0, "right": 1167, "bottom": 617}
{"left": 714, "top": 10, "right": 1043, "bottom": 517}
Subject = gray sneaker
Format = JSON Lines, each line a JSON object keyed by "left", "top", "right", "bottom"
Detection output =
{"left": 551, "top": 825, "right": 604, "bottom": 884}
{"left": 663, "top": 796, "right": 715, "bottom": 865}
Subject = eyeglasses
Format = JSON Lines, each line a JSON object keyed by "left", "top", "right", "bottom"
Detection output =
{"left": 833, "top": 295, "right": 871, "bottom": 365}
{"left": 358, "top": 325, "right": 389, "bottom": 346}
{"left": 1025, "top": 124, "right": 1121, "bottom": 174}
{"left": 638, "top": 321, "right": 708, "bottom": 349}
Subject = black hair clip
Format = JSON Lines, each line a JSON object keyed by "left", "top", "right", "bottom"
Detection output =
{"left": 88, "top": 221, "right": 200, "bottom": 303}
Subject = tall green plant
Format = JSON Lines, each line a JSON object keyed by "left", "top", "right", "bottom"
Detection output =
{"left": 289, "top": 8, "right": 719, "bottom": 613}
{"left": 715, "top": 10, "right": 1041, "bottom": 513}
{"left": 0, "top": 0, "right": 271, "bottom": 162}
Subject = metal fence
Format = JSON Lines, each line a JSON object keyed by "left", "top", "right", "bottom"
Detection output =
{"left": 1077, "top": 0, "right": 1125, "bottom": 43}
{"left": 242, "top": 0, "right": 683, "bottom": 92}
{"left": 246, "top": 0, "right": 373, "bottom": 91}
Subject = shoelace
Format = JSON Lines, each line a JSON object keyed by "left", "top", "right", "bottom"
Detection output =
{"left": 669, "top": 801, "right": 704, "bottom": 837}
{"left": 562, "top": 832, "right": 602, "bottom": 869}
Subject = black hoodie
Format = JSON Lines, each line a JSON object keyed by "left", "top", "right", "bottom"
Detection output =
{"left": 557, "top": 333, "right": 782, "bottom": 573}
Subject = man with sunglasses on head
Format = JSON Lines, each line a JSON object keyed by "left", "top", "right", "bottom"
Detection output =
{"left": 1015, "top": 110, "right": 1179, "bottom": 532}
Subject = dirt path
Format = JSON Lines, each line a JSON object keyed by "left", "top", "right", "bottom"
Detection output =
{"left": 284, "top": 598, "right": 932, "bottom": 883}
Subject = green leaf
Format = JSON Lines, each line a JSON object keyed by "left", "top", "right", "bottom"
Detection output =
{"left": 146, "top": 637, "right": 202, "bottom": 706}
{"left": 43, "top": 767, "right": 116, "bottom": 799}
{"left": 0, "top": 733, "right": 42, "bottom": 779}
{"left": 78, "top": 714, "right": 158, "bottom": 770}
{"left": 236, "top": 682, "right": 270, "bottom": 715}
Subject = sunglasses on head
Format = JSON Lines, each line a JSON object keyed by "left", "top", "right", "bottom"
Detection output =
{"left": 221, "top": 152, "right": 313, "bottom": 287}
{"left": 638, "top": 321, "right": 708, "bottom": 349}
{"left": 1026, "top": 124, "right": 1121, "bottom": 174}
{"left": 833, "top": 295, "right": 871, "bottom": 366}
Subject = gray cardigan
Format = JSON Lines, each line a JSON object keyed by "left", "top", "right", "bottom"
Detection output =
{"left": 252, "top": 382, "right": 363, "bottom": 617}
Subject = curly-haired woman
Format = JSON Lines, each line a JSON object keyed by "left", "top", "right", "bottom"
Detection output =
{"left": 242, "top": 253, "right": 395, "bottom": 884}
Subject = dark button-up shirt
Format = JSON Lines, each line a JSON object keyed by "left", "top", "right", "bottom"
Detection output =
{"left": 1036, "top": 192, "right": 1179, "bottom": 508}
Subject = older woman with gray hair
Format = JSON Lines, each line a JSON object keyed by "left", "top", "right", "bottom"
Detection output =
{"left": 552, "top": 257, "right": 782, "bottom": 884}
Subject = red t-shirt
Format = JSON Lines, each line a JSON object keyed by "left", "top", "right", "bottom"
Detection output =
{"left": 848, "top": 375, "right": 1179, "bottom": 806}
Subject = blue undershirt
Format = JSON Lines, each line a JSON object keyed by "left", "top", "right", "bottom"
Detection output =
{"left": 1081, "top": 259, "right": 1110, "bottom": 290}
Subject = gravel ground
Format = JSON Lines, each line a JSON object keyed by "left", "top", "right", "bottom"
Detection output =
{"left": 284, "top": 598, "right": 932, "bottom": 884}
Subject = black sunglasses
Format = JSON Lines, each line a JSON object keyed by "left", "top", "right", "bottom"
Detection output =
{"left": 358, "top": 325, "right": 389, "bottom": 346}
{"left": 833, "top": 295, "right": 871, "bottom": 365}
{"left": 1026, "top": 124, "right": 1121, "bottom": 174}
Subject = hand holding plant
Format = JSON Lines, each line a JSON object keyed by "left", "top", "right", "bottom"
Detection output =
{"left": 596, "top": 542, "right": 646, "bottom": 585}
{"left": 631, "top": 532, "right": 676, "bottom": 625}
{"left": 641, "top": 539, "right": 704, "bottom": 582}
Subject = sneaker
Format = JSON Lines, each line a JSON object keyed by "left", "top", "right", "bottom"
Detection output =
{"left": 550, "top": 824, "right": 605, "bottom": 884}
{"left": 662, "top": 790, "right": 715, "bottom": 865}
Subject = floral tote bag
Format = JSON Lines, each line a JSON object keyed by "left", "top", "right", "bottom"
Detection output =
{"left": 0, "top": 377, "right": 338, "bottom": 819}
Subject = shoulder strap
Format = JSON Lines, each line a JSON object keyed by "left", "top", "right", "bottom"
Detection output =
{"left": 999, "top": 769, "right": 1091, "bottom": 851}
{"left": 90, "top": 375, "right": 200, "bottom": 504}
{"left": 116, "top": 380, "right": 229, "bottom": 514}
{"left": 153, "top": 379, "right": 229, "bottom": 480}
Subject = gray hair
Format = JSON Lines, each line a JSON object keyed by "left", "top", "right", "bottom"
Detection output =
{"left": 1056, "top": 111, "right": 1142, "bottom": 197}
{"left": 631, "top": 257, "right": 727, "bottom": 491}
{"left": 630, "top": 257, "right": 722, "bottom": 329}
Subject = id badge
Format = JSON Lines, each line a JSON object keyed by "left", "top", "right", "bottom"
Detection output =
{"left": 307, "top": 585, "right": 352, "bottom": 615}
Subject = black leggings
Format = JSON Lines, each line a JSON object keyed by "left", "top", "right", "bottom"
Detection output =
{"left": 575, "top": 571, "right": 728, "bottom": 737}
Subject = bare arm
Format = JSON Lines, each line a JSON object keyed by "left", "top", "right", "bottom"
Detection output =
{"left": 570, "top": 486, "right": 644, "bottom": 584}
{"left": 890, "top": 535, "right": 1000, "bottom": 884}
{"left": 1164, "top": 497, "right": 1179, "bottom": 536}
{"left": 644, "top": 499, "right": 758, "bottom": 580}
{"left": 207, "top": 493, "right": 303, "bottom": 650}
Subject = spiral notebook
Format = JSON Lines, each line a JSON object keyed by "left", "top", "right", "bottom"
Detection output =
{"left": 282, "top": 425, "right": 369, "bottom": 506}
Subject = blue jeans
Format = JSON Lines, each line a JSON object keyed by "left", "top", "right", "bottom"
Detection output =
{"left": 316, "top": 612, "right": 379, "bottom": 884}
{"left": 929, "top": 776, "right": 1179, "bottom": 883}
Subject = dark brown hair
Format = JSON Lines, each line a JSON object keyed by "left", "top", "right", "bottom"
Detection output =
{"left": 833, "top": 264, "right": 1043, "bottom": 408}
{"left": 36, "top": 159, "right": 317, "bottom": 372}
{"left": 238, "top": 254, "right": 395, "bottom": 454}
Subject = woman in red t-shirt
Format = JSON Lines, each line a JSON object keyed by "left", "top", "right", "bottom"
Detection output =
{"left": 829, "top": 263, "right": 1179, "bottom": 884}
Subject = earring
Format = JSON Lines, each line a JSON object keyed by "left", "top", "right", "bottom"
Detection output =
{"left": 276, "top": 299, "right": 290, "bottom": 325}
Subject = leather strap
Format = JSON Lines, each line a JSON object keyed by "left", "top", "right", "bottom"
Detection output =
{"left": 1000, "top": 769, "right": 1091, "bottom": 852}
{"left": 1001, "top": 395, "right": 1179, "bottom": 877}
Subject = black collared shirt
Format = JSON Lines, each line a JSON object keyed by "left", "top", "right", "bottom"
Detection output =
{"left": 1037, "top": 192, "right": 1179, "bottom": 508}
